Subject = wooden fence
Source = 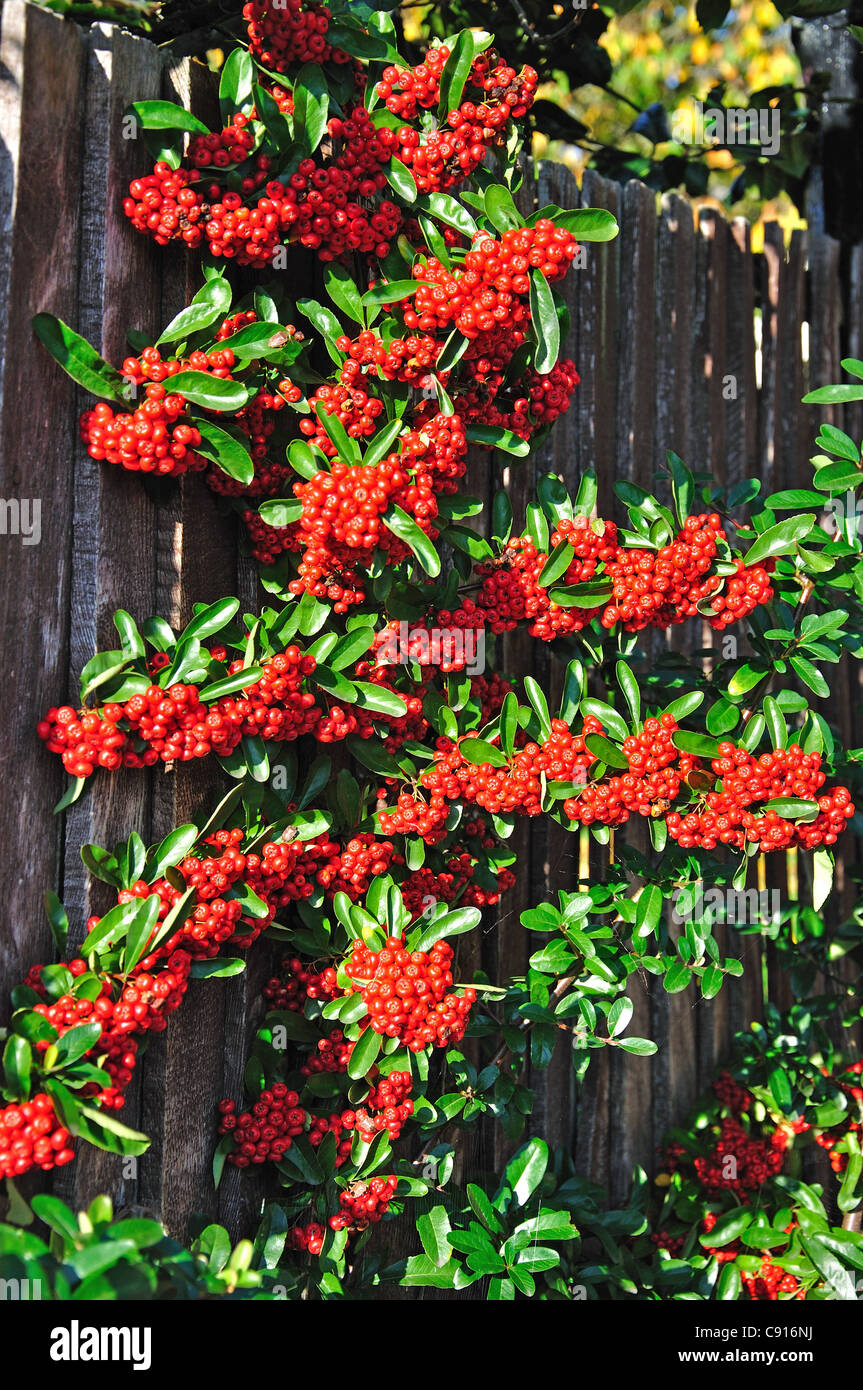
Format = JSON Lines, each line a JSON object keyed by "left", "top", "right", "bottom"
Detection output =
{"left": 1, "top": 0, "right": 861, "bottom": 1258}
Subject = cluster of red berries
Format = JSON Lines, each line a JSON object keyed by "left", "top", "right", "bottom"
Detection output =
{"left": 219, "top": 1066, "right": 413, "bottom": 1169}
{"left": 37, "top": 649, "right": 323, "bottom": 779}
{"left": 243, "top": 0, "right": 346, "bottom": 71}
{"left": 693, "top": 1116, "right": 788, "bottom": 1194}
{"left": 741, "top": 1256, "right": 803, "bottom": 1301}
{"left": 301, "top": 383, "right": 386, "bottom": 456}
{"left": 286, "top": 1175, "right": 398, "bottom": 1252}
{"left": 812, "top": 1060, "right": 863, "bottom": 1173}
{"left": 602, "top": 513, "right": 774, "bottom": 632}
{"left": 282, "top": 454, "right": 439, "bottom": 611}
{"left": 29, "top": 952, "right": 191, "bottom": 1110}
{"left": 407, "top": 223, "right": 578, "bottom": 340}
{"left": 472, "top": 518, "right": 618, "bottom": 640}
{"left": 376, "top": 45, "right": 450, "bottom": 117}
{"left": 80, "top": 386, "right": 205, "bottom": 476}
{"left": 187, "top": 111, "right": 260, "bottom": 171}
{"left": 126, "top": 95, "right": 406, "bottom": 266}
{"left": 666, "top": 743, "right": 854, "bottom": 852}
{"left": 328, "top": 1175, "right": 399, "bottom": 1232}
{"left": 474, "top": 359, "right": 581, "bottom": 443}
{"left": 468, "top": 512, "right": 773, "bottom": 643}
{"left": 258, "top": 411, "right": 471, "bottom": 599}
{"left": 335, "top": 330, "right": 442, "bottom": 387}
{"left": 218, "top": 1085, "right": 307, "bottom": 1166}
{"left": 301, "top": 1030, "right": 352, "bottom": 1077}
{"left": 344, "top": 935, "right": 476, "bottom": 1050}
{"left": 378, "top": 48, "right": 537, "bottom": 192}
{"left": 0, "top": 1094, "right": 75, "bottom": 1178}
{"left": 380, "top": 713, "right": 853, "bottom": 850}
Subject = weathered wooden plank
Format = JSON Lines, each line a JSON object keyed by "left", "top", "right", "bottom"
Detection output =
{"left": 576, "top": 172, "right": 620, "bottom": 518}
{"left": 692, "top": 209, "right": 729, "bottom": 486}
{"left": 615, "top": 179, "right": 657, "bottom": 489}
{"left": 0, "top": 1, "right": 85, "bottom": 995}
{"left": 772, "top": 226, "right": 807, "bottom": 492}
{"left": 654, "top": 193, "right": 695, "bottom": 476}
{"left": 807, "top": 228, "right": 843, "bottom": 416}
{"left": 54, "top": 20, "right": 167, "bottom": 1216}
{"left": 725, "top": 218, "right": 758, "bottom": 498}
{"left": 845, "top": 244, "right": 863, "bottom": 447}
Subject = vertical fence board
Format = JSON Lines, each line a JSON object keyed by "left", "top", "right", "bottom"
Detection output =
{"left": 0, "top": 1, "right": 85, "bottom": 992}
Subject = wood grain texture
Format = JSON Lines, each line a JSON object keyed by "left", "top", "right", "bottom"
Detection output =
{"left": 0, "top": 1, "right": 85, "bottom": 990}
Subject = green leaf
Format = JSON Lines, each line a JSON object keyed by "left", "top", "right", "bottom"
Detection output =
{"left": 33, "top": 315, "right": 128, "bottom": 402}
{"left": 362, "top": 280, "right": 420, "bottom": 307}
{"left": 616, "top": 660, "right": 640, "bottom": 727}
{"left": 167, "top": 371, "right": 250, "bottom": 412}
{"left": 580, "top": 699, "right": 628, "bottom": 742}
{"left": 803, "top": 383, "right": 863, "bottom": 404}
{"left": 383, "top": 505, "right": 441, "bottom": 575}
{"left": 671, "top": 730, "right": 720, "bottom": 758}
{"left": 193, "top": 420, "right": 254, "bottom": 486}
{"left": 347, "top": 1027, "right": 382, "bottom": 1080}
{"left": 416, "top": 1205, "right": 452, "bottom": 1267}
{"left": 259, "top": 498, "right": 302, "bottom": 528}
{"left": 43, "top": 891, "right": 69, "bottom": 955}
{"left": 768, "top": 1064, "right": 793, "bottom": 1111}
{"left": 157, "top": 277, "right": 232, "bottom": 345}
{"left": 635, "top": 884, "right": 663, "bottom": 938}
{"left": 742, "top": 515, "right": 814, "bottom": 566}
{"left": 550, "top": 207, "right": 618, "bottom": 241}
{"left": 219, "top": 46, "right": 254, "bottom": 114}
{"left": 413, "top": 192, "right": 478, "bottom": 239}
{"left": 464, "top": 423, "right": 530, "bottom": 456}
{"left": 181, "top": 596, "right": 240, "bottom": 645}
{"left": 484, "top": 184, "right": 523, "bottom": 233}
{"left": 80, "top": 899, "right": 141, "bottom": 957}
{"left": 3, "top": 1036, "right": 32, "bottom": 1100}
{"left": 789, "top": 653, "right": 829, "bottom": 698}
{"left": 539, "top": 541, "right": 575, "bottom": 588}
{"left": 351, "top": 681, "right": 408, "bottom": 718}
{"left": 129, "top": 99, "right": 209, "bottom": 134}
{"left": 49, "top": 1020, "right": 103, "bottom": 1069}
{"left": 502, "top": 1137, "right": 549, "bottom": 1207}
{"left": 549, "top": 579, "right": 612, "bottom": 608}
{"left": 490, "top": 493, "right": 513, "bottom": 551}
{"left": 291, "top": 62, "right": 329, "bottom": 152}
{"left": 667, "top": 450, "right": 694, "bottom": 526}
{"left": 762, "top": 797, "right": 819, "bottom": 822}
{"left": 409, "top": 906, "right": 481, "bottom": 953}
{"left": 385, "top": 157, "right": 417, "bottom": 202}
{"left": 616, "top": 1036, "right": 658, "bottom": 1056}
{"left": 197, "top": 667, "right": 264, "bottom": 701}
{"left": 438, "top": 29, "right": 476, "bottom": 119}
{"left": 716, "top": 1263, "right": 742, "bottom": 1305}
{"left": 189, "top": 957, "right": 246, "bottom": 979}
{"left": 529, "top": 268, "right": 560, "bottom": 374}
{"left": 323, "top": 263, "right": 365, "bottom": 324}
{"left": 585, "top": 732, "right": 629, "bottom": 770}
{"left": 608, "top": 997, "right": 633, "bottom": 1037}
{"left": 459, "top": 738, "right": 508, "bottom": 768}
{"left": 315, "top": 401, "right": 362, "bottom": 464}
